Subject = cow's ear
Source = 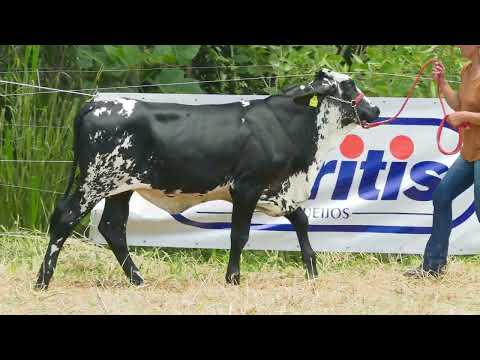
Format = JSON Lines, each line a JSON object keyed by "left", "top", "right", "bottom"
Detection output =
{"left": 292, "top": 81, "right": 335, "bottom": 107}
{"left": 293, "top": 92, "right": 318, "bottom": 107}
{"left": 315, "top": 69, "right": 326, "bottom": 80}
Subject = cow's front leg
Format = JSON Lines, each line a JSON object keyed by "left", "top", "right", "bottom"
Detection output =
{"left": 226, "top": 183, "right": 263, "bottom": 285}
{"left": 285, "top": 208, "right": 318, "bottom": 279}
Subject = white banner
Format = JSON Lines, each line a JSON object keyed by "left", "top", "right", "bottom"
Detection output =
{"left": 89, "top": 94, "right": 479, "bottom": 255}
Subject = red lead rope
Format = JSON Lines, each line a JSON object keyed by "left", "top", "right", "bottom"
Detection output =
{"left": 363, "top": 58, "right": 469, "bottom": 156}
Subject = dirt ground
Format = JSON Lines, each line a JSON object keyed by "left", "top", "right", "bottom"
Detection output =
{"left": 1, "top": 236, "right": 480, "bottom": 315}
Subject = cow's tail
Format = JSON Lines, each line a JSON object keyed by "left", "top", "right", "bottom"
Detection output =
{"left": 63, "top": 102, "right": 95, "bottom": 198}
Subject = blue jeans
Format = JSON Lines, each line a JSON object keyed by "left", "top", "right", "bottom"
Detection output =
{"left": 423, "top": 156, "right": 480, "bottom": 272}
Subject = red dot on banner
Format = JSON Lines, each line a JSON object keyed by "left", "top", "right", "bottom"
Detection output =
{"left": 390, "top": 135, "right": 414, "bottom": 160}
{"left": 340, "top": 135, "right": 364, "bottom": 159}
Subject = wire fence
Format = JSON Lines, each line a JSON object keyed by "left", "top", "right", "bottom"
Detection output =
{"left": 0, "top": 123, "right": 70, "bottom": 129}
{"left": 0, "top": 64, "right": 279, "bottom": 74}
{"left": 0, "top": 160, "right": 72, "bottom": 163}
{"left": 0, "top": 63, "right": 463, "bottom": 81}
{"left": 0, "top": 72, "right": 316, "bottom": 97}
{"left": 0, "top": 183, "right": 64, "bottom": 194}
{"left": 0, "top": 68, "right": 460, "bottom": 197}
{"left": 0, "top": 68, "right": 462, "bottom": 97}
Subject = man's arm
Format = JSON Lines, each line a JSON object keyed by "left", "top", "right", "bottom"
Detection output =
{"left": 434, "top": 61, "right": 461, "bottom": 111}
{"left": 439, "top": 81, "right": 461, "bottom": 111}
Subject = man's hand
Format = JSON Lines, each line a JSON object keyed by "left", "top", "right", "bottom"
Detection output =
{"left": 447, "top": 111, "right": 471, "bottom": 128}
{"left": 433, "top": 61, "right": 447, "bottom": 89}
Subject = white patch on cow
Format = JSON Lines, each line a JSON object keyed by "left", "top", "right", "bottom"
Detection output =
{"left": 120, "top": 134, "right": 133, "bottom": 149}
{"left": 50, "top": 244, "right": 59, "bottom": 256}
{"left": 94, "top": 107, "right": 108, "bottom": 117}
{"left": 323, "top": 78, "right": 334, "bottom": 87}
{"left": 241, "top": 118, "right": 246, "bottom": 124}
{"left": 300, "top": 85, "right": 306, "bottom": 90}
{"left": 112, "top": 156, "right": 125, "bottom": 169}
{"left": 90, "top": 130, "right": 106, "bottom": 143}
{"left": 113, "top": 98, "right": 137, "bottom": 117}
{"left": 125, "top": 159, "right": 134, "bottom": 169}
{"left": 80, "top": 133, "right": 148, "bottom": 212}
{"left": 322, "top": 68, "right": 350, "bottom": 83}
{"left": 319, "top": 103, "right": 357, "bottom": 153}
{"left": 241, "top": 100, "right": 250, "bottom": 107}
{"left": 94, "top": 130, "right": 103, "bottom": 141}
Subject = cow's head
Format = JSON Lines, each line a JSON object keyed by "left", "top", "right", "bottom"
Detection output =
{"left": 283, "top": 69, "right": 380, "bottom": 128}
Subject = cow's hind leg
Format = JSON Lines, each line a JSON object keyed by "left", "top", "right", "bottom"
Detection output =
{"left": 285, "top": 208, "right": 318, "bottom": 279}
{"left": 226, "top": 183, "right": 263, "bottom": 285}
{"left": 98, "top": 191, "right": 143, "bottom": 286}
{"left": 35, "top": 189, "right": 100, "bottom": 290}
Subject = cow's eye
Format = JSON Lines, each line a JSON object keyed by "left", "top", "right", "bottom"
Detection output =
{"left": 345, "top": 80, "right": 355, "bottom": 88}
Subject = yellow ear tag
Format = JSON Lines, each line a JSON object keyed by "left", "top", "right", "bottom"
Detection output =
{"left": 309, "top": 95, "right": 318, "bottom": 108}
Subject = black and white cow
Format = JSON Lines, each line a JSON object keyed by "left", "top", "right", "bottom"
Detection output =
{"left": 35, "top": 69, "right": 380, "bottom": 290}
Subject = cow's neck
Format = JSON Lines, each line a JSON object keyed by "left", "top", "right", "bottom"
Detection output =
{"left": 317, "top": 100, "right": 357, "bottom": 152}
{"left": 307, "top": 100, "right": 357, "bottom": 179}
{"left": 274, "top": 100, "right": 357, "bottom": 206}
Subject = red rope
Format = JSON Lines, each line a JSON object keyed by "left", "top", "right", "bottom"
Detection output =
{"left": 364, "top": 59, "right": 468, "bottom": 156}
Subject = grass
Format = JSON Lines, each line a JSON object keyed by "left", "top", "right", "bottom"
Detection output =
{"left": 2, "top": 231, "right": 480, "bottom": 314}
{"left": 0, "top": 45, "right": 97, "bottom": 230}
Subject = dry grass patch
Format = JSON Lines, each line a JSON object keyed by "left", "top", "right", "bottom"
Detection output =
{"left": 1, "top": 233, "right": 480, "bottom": 314}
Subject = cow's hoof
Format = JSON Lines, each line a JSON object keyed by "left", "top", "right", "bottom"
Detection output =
{"left": 130, "top": 271, "right": 145, "bottom": 286}
{"left": 306, "top": 267, "right": 319, "bottom": 280}
{"left": 306, "top": 272, "right": 319, "bottom": 280}
{"left": 226, "top": 273, "right": 240, "bottom": 285}
{"left": 130, "top": 279, "right": 145, "bottom": 287}
{"left": 34, "top": 282, "right": 49, "bottom": 291}
{"left": 305, "top": 257, "right": 318, "bottom": 280}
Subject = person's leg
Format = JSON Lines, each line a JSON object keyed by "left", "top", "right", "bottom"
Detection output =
{"left": 421, "top": 156, "right": 474, "bottom": 273}
{"left": 473, "top": 161, "right": 480, "bottom": 223}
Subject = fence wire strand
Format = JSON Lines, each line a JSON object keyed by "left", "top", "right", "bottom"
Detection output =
{"left": 0, "top": 73, "right": 315, "bottom": 97}
{"left": 0, "top": 64, "right": 278, "bottom": 75}
{"left": 0, "top": 160, "right": 72, "bottom": 163}
{"left": 0, "top": 70, "right": 461, "bottom": 97}
{"left": 0, "top": 64, "right": 463, "bottom": 82}
{"left": 0, "top": 123, "right": 69, "bottom": 129}
{"left": 0, "top": 183, "right": 63, "bottom": 194}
